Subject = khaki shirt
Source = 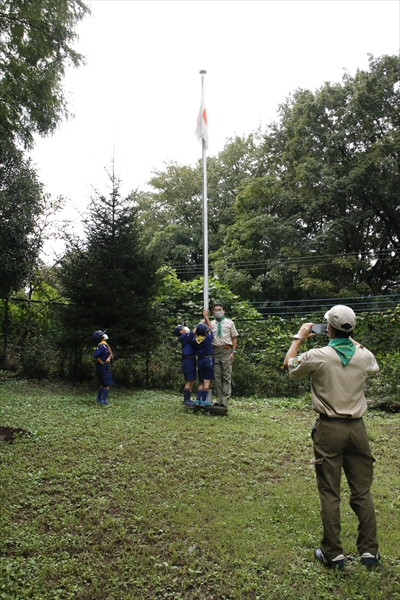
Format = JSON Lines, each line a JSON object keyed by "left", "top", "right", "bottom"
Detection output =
{"left": 211, "top": 318, "right": 238, "bottom": 349}
{"left": 288, "top": 345, "right": 379, "bottom": 418}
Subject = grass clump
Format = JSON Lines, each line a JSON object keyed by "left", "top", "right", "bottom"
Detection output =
{"left": 0, "top": 380, "right": 399, "bottom": 599}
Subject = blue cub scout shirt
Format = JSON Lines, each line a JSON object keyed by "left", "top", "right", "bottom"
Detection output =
{"left": 93, "top": 342, "right": 111, "bottom": 362}
{"left": 191, "top": 332, "right": 213, "bottom": 358}
{"left": 180, "top": 332, "right": 195, "bottom": 357}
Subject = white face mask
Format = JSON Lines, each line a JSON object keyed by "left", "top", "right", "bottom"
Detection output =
{"left": 103, "top": 334, "right": 109, "bottom": 340}
{"left": 182, "top": 326, "right": 190, "bottom": 334}
{"left": 214, "top": 311, "right": 224, "bottom": 319}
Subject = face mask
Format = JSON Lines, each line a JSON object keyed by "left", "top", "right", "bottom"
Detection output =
{"left": 182, "top": 326, "right": 190, "bottom": 334}
{"left": 103, "top": 334, "right": 109, "bottom": 340}
{"left": 214, "top": 311, "right": 224, "bottom": 319}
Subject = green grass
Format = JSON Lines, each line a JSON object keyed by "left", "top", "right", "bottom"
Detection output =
{"left": 0, "top": 380, "right": 399, "bottom": 599}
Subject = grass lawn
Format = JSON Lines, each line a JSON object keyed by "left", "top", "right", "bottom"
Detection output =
{"left": 0, "top": 379, "right": 399, "bottom": 599}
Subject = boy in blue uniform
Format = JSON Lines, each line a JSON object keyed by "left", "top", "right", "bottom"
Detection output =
{"left": 174, "top": 324, "right": 196, "bottom": 406}
{"left": 92, "top": 330, "right": 114, "bottom": 405}
{"left": 191, "top": 310, "right": 214, "bottom": 407}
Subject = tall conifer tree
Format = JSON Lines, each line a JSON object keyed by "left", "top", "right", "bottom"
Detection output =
{"left": 60, "top": 167, "right": 161, "bottom": 355}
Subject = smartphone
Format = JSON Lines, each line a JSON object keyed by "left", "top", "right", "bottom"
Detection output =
{"left": 311, "top": 324, "right": 327, "bottom": 335}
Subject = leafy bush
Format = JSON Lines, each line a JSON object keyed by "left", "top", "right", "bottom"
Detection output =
{"left": 3, "top": 271, "right": 400, "bottom": 400}
{"left": 19, "top": 336, "right": 56, "bottom": 379}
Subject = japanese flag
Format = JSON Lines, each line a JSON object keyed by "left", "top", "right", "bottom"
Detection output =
{"left": 195, "top": 90, "right": 208, "bottom": 149}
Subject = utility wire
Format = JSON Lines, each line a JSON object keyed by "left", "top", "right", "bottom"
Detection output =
{"left": 170, "top": 248, "right": 400, "bottom": 274}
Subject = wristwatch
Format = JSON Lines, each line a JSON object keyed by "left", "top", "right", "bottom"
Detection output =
{"left": 293, "top": 334, "right": 304, "bottom": 341}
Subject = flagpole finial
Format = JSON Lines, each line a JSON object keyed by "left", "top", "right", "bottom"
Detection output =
{"left": 199, "top": 70, "right": 207, "bottom": 75}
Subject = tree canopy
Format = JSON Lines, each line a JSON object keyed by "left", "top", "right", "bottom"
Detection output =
{"left": 140, "top": 54, "right": 400, "bottom": 302}
{"left": 0, "top": 0, "right": 90, "bottom": 148}
{"left": 0, "top": 0, "right": 89, "bottom": 297}
{"left": 137, "top": 131, "right": 268, "bottom": 280}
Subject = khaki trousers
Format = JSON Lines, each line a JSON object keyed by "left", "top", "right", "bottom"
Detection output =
{"left": 212, "top": 347, "right": 232, "bottom": 406}
{"left": 312, "top": 416, "right": 378, "bottom": 561}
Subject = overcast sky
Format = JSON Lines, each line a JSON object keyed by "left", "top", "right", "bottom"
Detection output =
{"left": 30, "top": 0, "right": 400, "bottom": 258}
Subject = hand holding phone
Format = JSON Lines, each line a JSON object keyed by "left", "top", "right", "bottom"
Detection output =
{"left": 311, "top": 324, "right": 327, "bottom": 335}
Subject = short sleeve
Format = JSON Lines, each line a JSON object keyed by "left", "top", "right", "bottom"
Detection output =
{"left": 287, "top": 351, "right": 314, "bottom": 381}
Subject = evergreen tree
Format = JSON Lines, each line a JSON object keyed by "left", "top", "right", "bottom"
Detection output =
{"left": 60, "top": 168, "right": 161, "bottom": 355}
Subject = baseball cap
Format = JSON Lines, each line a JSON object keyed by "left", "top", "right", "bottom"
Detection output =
{"left": 174, "top": 324, "right": 184, "bottom": 337}
{"left": 93, "top": 329, "right": 106, "bottom": 341}
{"left": 324, "top": 305, "right": 356, "bottom": 332}
{"left": 196, "top": 323, "right": 209, "bottom": 335}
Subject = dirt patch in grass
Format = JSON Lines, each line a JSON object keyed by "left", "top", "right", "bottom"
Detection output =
{"left": 0, "top": 425, "right": 30, "bottom": 444}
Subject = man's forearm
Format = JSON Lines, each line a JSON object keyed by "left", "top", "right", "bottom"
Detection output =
{"left": 283, "top": 339, "right": 303, "bottom": 368}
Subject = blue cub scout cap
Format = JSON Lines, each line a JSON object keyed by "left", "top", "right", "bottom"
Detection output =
{"left": 196, "top": 323, "right": 208, "bottom": 335}
{"left": 93, "top": 329, "right": 106, "bottom": 341}
{"left": 174, "top": 325, "right": 184, "bottom": 337}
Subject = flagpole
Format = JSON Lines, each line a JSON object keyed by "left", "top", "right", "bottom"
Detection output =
{"left": 199, "top": 69, "right": 209, "bottom": 310}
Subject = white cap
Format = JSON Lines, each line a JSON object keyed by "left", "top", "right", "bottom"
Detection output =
{"left": 324, "top": 305, "right": 356, "bottom": 332}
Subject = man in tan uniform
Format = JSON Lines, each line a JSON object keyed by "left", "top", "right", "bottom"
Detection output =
{"left": 210, "top": 303, "right": 238, "bottom": 408}
{"left": 284, "top": 305, "right": 380, "bottom": 570}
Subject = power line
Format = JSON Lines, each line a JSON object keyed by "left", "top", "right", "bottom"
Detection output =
{"left": 250, "top": 293, "right": 400, "bottom": 305}
{"left": 249, "top": 294, "right": 400, "bottom": 316}
{"left": 170, "top": 248, "right": 400, "bottom": 274}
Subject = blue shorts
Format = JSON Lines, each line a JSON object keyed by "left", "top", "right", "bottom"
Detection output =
{"left": 96, "top": 363, "right": 114, "bottom": 387}
{"left": 182, "top": 356, "right": 196, "bottom": 381}
{"left": 198, "top": 355, "right": 214, "bottom": 383}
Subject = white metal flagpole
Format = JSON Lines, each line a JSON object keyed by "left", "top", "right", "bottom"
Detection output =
{"left": 197, "top": 69, "right": 209, "bottom": 310}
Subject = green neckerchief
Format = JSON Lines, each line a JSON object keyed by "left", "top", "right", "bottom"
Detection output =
{"left": 216, "top": 315, "right": 225, "bottom": 337}
{"left": 328, "top": 338, "right": 356, "bottom": 366}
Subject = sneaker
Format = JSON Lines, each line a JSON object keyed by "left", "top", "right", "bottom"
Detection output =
{"left": 184, "top": 400, "right": 195, "bottom": 407}
{"left": 195, "top": 400, "right": 211, "bottom": 408}
{"left": 315, "top": 548, "right": 345, "bottom": 570}
{"left": 360, "top": 552, "right": 380, "bottom": 568}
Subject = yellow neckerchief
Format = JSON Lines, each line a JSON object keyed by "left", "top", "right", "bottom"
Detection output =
{"left": 99, "top": 340, "right": 112, "bottom": 357}
{"left": 196, "top": 335, "right": 206, "bottom": 344}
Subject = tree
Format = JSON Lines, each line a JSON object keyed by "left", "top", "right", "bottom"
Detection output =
{"left": 0, "top": 0, "right": 90, "bottom": 148}
{"left": 274, "top": 54, "right": 400, "bottom": 296}
{"left": 0, "top": 139, "right": 43, "bottom": 297}
{"left": 139, "top": 162, "right": 204, "bottom": 279}
{"left": 138, "top": 131, "right": 269, "bottom": 281}
{"left": 0, "top": 0, "right": 89, "bottom": 297}
{"left": 60, "top": 167, "right": 161, "bottom": 354}
{"left": 218, "top": 54, "right": 400, "bottom": 300}
{"left": 215, "top": 176, "right": 305, "bottom": 301}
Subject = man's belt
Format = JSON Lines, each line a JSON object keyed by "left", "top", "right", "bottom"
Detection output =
{"left": 213, "top": 345, "right": 232, "bottom": 350}
{"left": 319, "top": 413, "right": 361, "bottom": 421}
